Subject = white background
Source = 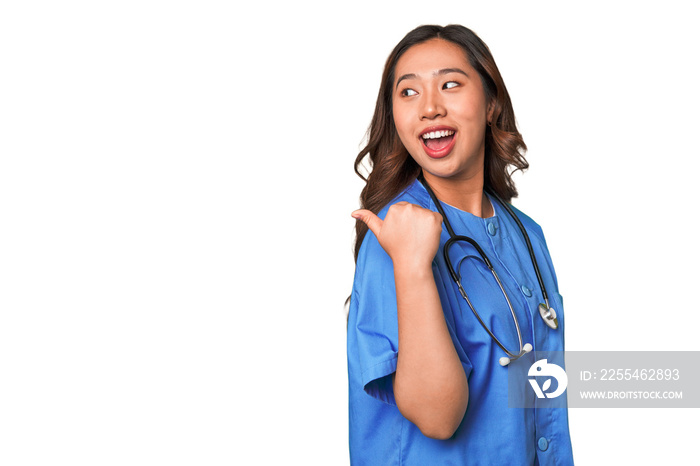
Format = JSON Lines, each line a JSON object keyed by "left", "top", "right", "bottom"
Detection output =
{"left": 1, "top": 0, "right": 698, "bottom": 464}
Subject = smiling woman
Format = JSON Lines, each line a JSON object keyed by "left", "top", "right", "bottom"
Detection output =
{"left": 393, "top": 40, "right": 493, "bottom": 188}
{"left": 347, "top": 25, "right": 574, "bottom": 465}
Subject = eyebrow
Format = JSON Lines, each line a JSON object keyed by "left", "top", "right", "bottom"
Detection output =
{"left": 395, "top": 68, "right": 469, "bottom": 89}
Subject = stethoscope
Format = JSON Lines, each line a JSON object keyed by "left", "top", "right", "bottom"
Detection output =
{"left": 418, "top": 174, "right": 558, "bottom": 367}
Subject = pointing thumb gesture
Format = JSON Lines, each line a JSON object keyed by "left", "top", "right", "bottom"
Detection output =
{"left": 351, "top": 209, "right": 383, "bottom": 237}
{"left": 351, "top": 202, "right": 443, "bottom": 268}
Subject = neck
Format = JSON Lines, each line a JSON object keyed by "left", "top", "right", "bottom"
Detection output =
{"left": 421, "top": 169, "right": 493, "bottom": 218}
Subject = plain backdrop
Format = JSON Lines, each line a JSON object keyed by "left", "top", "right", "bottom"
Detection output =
{"left": 1, "top": 1, "right": 698, "bottom": 464}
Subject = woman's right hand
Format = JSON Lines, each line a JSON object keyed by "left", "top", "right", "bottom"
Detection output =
{"left": 352, "top": 202, "right": 443, "bottom": 269}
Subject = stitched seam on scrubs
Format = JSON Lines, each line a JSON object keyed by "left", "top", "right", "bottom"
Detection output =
{"left": 486, "top": 192, "right": 511, "bottom": 240}
{"left": 555, "top": 292, "right": 565, "bottom": 352}
{"left": 361, "top": 355, "right": 398, "bottom": 383}
{"left": 482, "top": 211, "right": 540, "bottom": 357}
{"left": 492, "top": 221, "right": 535, "bottom": 311}
{"left": 480, "top": 194, "right": 523, "bottom": 302}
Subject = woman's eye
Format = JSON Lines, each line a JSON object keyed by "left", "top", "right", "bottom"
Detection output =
{"left": 401, "top": 88, "right": 418, "bottom": 97}
{"left": 444, "top": 81, "right": 459, "bottom": 89}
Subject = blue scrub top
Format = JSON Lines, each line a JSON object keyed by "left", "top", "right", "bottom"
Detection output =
{"left": 347, "top": 179, "right": 574, "bottom": 465}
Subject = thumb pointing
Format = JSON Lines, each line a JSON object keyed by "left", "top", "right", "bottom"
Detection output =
{"left": 351, "top": 209, "right": 383, "bottom": 237}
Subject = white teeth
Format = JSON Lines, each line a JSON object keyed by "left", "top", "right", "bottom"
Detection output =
{"left": 421, "top": 130, "right": 455, "bottom": 139}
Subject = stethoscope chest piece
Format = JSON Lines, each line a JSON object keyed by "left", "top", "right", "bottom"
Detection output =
{"left": 538, "top": 303, "right": 559, "bottom": 329}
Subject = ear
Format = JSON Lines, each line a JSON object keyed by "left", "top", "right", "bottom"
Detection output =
{"left": 486, "top": 99, "right": 496, "bottom": 125}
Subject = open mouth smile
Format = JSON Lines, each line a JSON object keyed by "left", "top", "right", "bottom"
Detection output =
{"left": 420, "top": 127, "right": 457, "bottom": 159}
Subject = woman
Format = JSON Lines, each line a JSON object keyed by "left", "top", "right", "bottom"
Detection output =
{"left": 347, "top": 25, "right": 574, "bottom": 465}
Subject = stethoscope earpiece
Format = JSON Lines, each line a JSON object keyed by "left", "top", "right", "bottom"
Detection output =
{"left": 499, "top": 343, "right": 533, "bottom": 367}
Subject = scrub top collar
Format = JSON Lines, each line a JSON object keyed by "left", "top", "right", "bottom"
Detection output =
{"left": 404, "top": 178, "right": 506, "bottom": 242}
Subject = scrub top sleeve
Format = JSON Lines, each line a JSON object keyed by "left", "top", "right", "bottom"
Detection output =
{"left": 431, "top": 260, "right": 474, "bottom": 380}
{"left": 349, "top": 228, "right": 400, "bottom": 405}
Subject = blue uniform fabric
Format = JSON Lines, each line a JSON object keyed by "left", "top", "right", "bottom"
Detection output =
{"left": 347, "top": 178, "right": 574, "bottom": 465}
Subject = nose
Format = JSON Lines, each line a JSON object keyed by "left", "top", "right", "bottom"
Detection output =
{"left": 420, "top": 87, "right": 445, "bottom": 120}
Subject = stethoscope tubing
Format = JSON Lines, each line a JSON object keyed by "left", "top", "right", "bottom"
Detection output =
{"left": 487, "top": 193, "right": 550, "bottom": 309}
{"left": 417, "top": 173, "right": 553, "bottom": 364}
{"left": 418, "top": 172, "right": 548, "bottom": 307}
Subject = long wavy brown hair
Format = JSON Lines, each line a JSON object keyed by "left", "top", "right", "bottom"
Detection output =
{"left": 353, "top": 24, "right": 528, "bottom": 262}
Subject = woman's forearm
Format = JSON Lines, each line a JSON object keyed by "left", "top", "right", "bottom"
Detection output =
{"left": 351, "top": 204, "right": 467, "bottom": 438}
{"left": 392, "top": 259, "right": 469, "bottom": 440}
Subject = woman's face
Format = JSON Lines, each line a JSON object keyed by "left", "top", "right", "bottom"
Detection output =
{"left": 392, "top": 39, "right": 493, "bottom": 184}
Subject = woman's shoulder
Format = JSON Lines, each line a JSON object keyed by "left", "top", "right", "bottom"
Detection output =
{"left": 502, "top": 201, "right": 547, "bottom": 246}
{"left": 356, "top": 179, "right": 427, "bottom": 266}
{"left": 377, "top": 178, "right": 429, "bottom": 219}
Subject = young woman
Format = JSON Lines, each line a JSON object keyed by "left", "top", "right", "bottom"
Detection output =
{"left": 347, "top": 25, "right": 574, "bottom": 465}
